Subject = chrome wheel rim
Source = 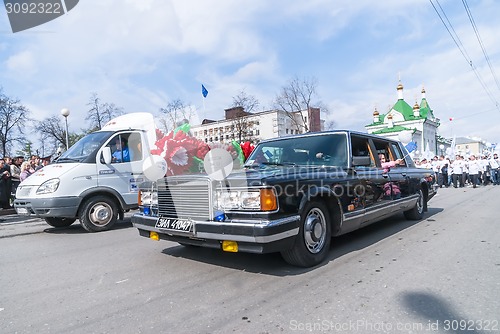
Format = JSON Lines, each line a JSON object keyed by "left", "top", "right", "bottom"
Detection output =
{"left": 89, "top": 202, "right": 113, "bottom": 226}
{"left": 417, "top": 190, "right": 424, "bottom": 214}
{"left": 303, "top": 208, "right": 327, "bottom": 254}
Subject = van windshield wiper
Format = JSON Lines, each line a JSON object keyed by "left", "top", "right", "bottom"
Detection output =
{"left": 55, "top": 157, "right": 81, "bottom": 162}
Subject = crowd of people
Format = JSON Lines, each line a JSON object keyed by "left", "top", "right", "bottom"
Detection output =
{"left": 0, "top": 155, "right": 51, "bottom": 209}
{"left": 416, "top": 153, "right": 500, "bottom": 188}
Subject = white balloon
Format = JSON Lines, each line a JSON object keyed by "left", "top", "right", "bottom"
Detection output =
{"left": 143, "top": 155, "right": 167, "bottom": 181}
{"left": 398, "top": 131, "right": 413, "bottom": 144}
{"left": 203, "top": 148, "right": 234, "bottom": 181}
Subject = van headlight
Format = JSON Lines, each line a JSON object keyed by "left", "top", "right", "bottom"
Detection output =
{"left": 215, "top": 188, "right": 277, "bottom": 211}
{"left": 36, "top": 178, "right": 60, "bottom": 195}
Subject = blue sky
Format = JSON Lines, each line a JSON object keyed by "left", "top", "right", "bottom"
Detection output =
{"left": 1, "top": 0, "right": 500, "bottom": 151}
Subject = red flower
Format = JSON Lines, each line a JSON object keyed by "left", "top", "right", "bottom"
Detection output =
{"left": 241, "top": 141, "right": 255, "bottom": 159}
{"left": 151, "top": 128, "right": 210, "bottom": 176}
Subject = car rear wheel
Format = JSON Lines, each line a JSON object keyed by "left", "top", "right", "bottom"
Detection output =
{"left": 79, "top": 196, "right": 118, "bottom": 232}
{"left": 404, "top": 188, "right": 424, "bottom": 220}
{"left": 44, "top": 217, "right": 76, "bottom": 228}
{"left": 281, "top": 200, "right": 331, "bottom": 267}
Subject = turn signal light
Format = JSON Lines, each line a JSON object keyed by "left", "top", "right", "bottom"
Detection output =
{"left": 260, "top": 189, "right": 277, "bottom": 211}
{"left": 222, "top": 240, "right": 238, "bottom": 252}
{"left": 150, "top": 231, "right": 159, "bottom": 241}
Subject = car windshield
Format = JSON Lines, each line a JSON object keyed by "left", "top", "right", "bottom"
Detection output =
{"left": 57, "top": 131, "right": 112, "bottom": 162}
{"left": 245, "top": 133, "right": 348, "bottom": 167}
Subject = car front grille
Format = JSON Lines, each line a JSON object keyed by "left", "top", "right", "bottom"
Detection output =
{"left": 157, "top": 176, "right": 212, "bottom": 220}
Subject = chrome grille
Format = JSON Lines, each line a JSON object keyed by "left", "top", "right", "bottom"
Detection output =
{"left": 157, "top": 176, "right": 212, "bottom": 220}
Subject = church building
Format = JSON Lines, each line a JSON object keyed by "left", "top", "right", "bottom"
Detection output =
{"left": 365, "top": 81, "right": 440, "bottom": 158}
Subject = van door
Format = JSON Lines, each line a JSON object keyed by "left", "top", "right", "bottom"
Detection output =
{"left": 96, "top": 132, "right": 145, "bottom": 205}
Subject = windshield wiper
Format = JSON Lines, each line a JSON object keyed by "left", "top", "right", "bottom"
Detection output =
{"left": 54, "top": 157, "right": 80, "bottom": 162}
{"left": 245, "top": 161, "right": 297, "bottom": 168}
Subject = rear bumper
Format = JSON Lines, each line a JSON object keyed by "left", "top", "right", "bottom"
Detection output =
{"left": 131, "top": 214, "right": 301, "bottom": 254}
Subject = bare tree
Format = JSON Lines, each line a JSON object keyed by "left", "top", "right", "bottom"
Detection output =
{"left": 0, "top": 89, "right": 30, "bottom": 156}
{"left": 232, "top": 89, "right": 260, "bottom": 113}
{"left": 86, "top": 93, "right": 124, "bottom": 131}
{"left": 274, "top": 76, "right": 324, "bottom": 133}
{"left": 34, "top": 116, "right": 68, "bottom": 151}
{"left": 158, "top": 99, "right": 195, "bottom": 133}
{"left": 229, "top": 109, "right": 251, "bottom": 143}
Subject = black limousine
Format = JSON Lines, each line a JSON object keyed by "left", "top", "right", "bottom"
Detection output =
{"left": 132, "top": 131, "right": 437, "bottom": 267}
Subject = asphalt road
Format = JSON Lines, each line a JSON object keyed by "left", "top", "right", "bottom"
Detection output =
{"left": 1, "top": 186, "right": 499, "bottom": 334}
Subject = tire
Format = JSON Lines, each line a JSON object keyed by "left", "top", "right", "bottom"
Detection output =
{"left": 79, "top": 196, "right": 118, "bottom": 232}
{"left": 44, "top": 217, "right": 76, "bottom": 228}
{"left": 404, "top": 188, "right": 424, "bottom": 220}
{"left": 281, "top": 200, "right": 332, "bottom": 267}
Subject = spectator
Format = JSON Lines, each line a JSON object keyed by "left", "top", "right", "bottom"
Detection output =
{"left": 36, "top": 156, "right": 51, "bottom": 171}
{"left": 10, "top": 156, "right": 23, "bottom": 194}
{"left": 0, "top": 158, "right": 11, "bottom": 209}
{"left": 438, "top": 155, "right": 450, "bottom": 188}
{"left": 20, "top": 161, "right": 32, "bottom": 182}
{"left": 490, "top": 153, "right": 499, "bottom": 185}
{"left": 467, "top": 155, "right": 480, "bottom": 188}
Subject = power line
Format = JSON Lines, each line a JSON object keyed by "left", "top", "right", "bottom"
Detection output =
{"left": 462, "top": 0, "right": 500, "bottom": 92}
{"left": 429, "top": 0, "right": 500, "bottom": 111}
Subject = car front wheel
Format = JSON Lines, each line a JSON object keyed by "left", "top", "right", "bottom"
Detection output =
{"left": 79, "top": 196, "right": 118, "bottom": 232}
{"left": 281, "top": 200, "right": 331, "bottom": 267}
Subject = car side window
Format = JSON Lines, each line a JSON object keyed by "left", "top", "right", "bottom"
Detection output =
{"left": 351, "top": 135, "right": 375, "bottom": 167}
{"left": 390, "top": 143, "right": 406, "bottom": 166}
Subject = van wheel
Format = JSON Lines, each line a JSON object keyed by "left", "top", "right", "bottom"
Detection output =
{"left": 44, "top": 217, "right": 76, "bottom": 228}
{"left": 79, "top": 196, "right": 118, "bottom": 232}
{"left": 281, "top": 201, "right": 331, "bottom": 267}
{"left": 404, "top": 188, "right": 424, "bottom": 220}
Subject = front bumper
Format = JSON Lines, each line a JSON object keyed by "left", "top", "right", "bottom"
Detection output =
{"left": 131, "top": 214, "right": 301, "bottom": 254}
{"left": 13, "top": 196, "right": 81, "bottom": 218}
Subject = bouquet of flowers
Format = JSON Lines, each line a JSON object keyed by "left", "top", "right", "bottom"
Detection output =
{"left": 150, "top": 124, "right": 253, "bottom": 176}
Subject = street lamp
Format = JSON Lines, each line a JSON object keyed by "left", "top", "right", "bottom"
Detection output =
{"left": 61, "top": 108, "right": 70, "bottom": 150}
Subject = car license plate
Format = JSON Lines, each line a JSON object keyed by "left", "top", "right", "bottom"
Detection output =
{"left": 155, "top": 217, "right": 193, "bottom": 233}
{"left": 16, "top": 207, "right": 29, "bottom": 215}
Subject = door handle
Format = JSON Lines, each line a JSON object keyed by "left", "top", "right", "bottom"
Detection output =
{"left": 401, "top": 173, "right": 407, "bottom": 177}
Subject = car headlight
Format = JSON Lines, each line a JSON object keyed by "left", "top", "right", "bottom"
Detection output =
{"left": 36, "top": 178, "right": 60, "bottom": 195}
{"left": 216, "top": 189, "right": 277, "bottom": 211}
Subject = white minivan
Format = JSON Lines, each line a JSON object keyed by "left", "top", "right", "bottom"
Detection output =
{"left": 14, "top": 112, "right": 161, "bottom": 232}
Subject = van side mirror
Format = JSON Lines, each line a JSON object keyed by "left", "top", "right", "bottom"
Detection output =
{"left": 352, "top": 156, "right": 371, "bottom": 166}
{"left": 101, "top": 147, "right": 112, "bottom": 164}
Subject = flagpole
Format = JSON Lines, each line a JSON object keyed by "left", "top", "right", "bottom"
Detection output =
{"left": 202, "top": 94, "right": 206, "bottom": 119}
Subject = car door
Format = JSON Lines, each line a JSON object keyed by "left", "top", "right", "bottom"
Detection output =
{"left": 386, "top": 141, "right": 411, "bottom": 199}
{"left": 341, "top": 135, "right": 393, "bottom": 232}
{"left": 96, "top": 132, "right": 145, "bottom": 205}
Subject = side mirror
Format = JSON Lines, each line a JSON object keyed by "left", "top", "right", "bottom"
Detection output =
{"left": 352, "top": 156, "right": 371, "bottom": 166}
{"left": 101, "top": 147, "right": 112, "bottom": 164}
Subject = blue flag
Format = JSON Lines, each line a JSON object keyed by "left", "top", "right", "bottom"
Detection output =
{"left": 405, "top": 141, "right": 417, "bottom": 153}
{"left": 201, "top": 84, "right": 208, "bottom": 98}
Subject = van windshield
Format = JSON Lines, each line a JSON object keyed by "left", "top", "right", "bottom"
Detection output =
{"left": 57, "top": 131, "right": 113, "bottom": 163}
